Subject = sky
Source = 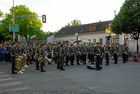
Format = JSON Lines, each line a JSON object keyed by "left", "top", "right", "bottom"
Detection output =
{"left": 0, "top": 0, "right": 125, "bottom": 32}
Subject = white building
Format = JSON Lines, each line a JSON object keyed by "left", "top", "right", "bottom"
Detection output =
{"left": 54, "top": 20, "right": 139, "bottom": 52}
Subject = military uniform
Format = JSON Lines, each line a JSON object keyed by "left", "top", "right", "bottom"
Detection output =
{"left": 53, "top": 45, "right": 58, "bottom": 64}
{"left": 94, "top": 44, "right": 102, "bottom": 70}
{"left": 58, "top": 45, "right": 65, "bottom": 70}
{"left": 112, "top": 45, "right": 119, "bottom": 64}
{"left": 81, "top": 45, "right": 87, "bottom": 64}
{"left": 122, "top": 45, "right": 129, "bottom": 63}
{"left": 29, "top": 46, "right": 34, "bottom": 64}
{"left": 69, "top": 45, "right": 75, "bottom": 65}
{"left": 10, "top": 42, "right": 18, "bottom": 74}
{"left": 39, "top": 45, "right": 46, "bottom": 72}
{"left": 104, "top": 46, "right": 110, "bottom": 65}
{"left": 46, "top": 45, "right": 52, "bottom": 65}
{"left": 88, "top": 45, "right": 94, "bottom": 64}
{"left": 75, "top": 45, "right": 81, "bottom": 65}
{"left": 56, "top": 45, "right": 61, "bottom": 69}
{"left": 34, "top": 44, "right": 40, "bottom": 70}
{"left": 26, "top": 47, "right": 30, "bottom": 65}
{"left": 65, "top": 45, "right": 70, "bottom": 66}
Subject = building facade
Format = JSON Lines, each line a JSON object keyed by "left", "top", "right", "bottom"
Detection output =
{"left": 54, "top": 20, "right": 139, "bottom": 52}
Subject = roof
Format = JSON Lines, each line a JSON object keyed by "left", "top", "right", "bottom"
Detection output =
{"left": 55, "top": 20, "right": 112, "bottom": 37}
{"left": 30, "top": 34, "right": 52, "bottom": 40}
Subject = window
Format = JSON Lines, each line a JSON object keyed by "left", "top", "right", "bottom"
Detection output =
{"left": 89, "top": 26, "right": 96, "bottom": 31}
{"left": 89, "top": 26, "right": 93, "bottom": 31}
{"left": 93, "top": 26, "right": 96, "bottom": 31}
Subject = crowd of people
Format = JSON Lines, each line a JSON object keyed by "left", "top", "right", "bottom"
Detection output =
{"left": 0, "top": 44, "right": 11, "bottom": 63}
{"left": 0, "top": 41, "right": 134, "bottom": 74}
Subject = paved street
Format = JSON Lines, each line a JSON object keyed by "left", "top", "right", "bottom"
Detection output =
{"left": 0, "top": 59, "right": 140, "bottom": 94}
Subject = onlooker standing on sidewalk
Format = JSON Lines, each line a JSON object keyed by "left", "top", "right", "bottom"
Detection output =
{"left": 0, "top": 44, "right": 5, "bottom": 63}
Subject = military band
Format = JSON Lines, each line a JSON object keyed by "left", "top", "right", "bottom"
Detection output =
{"left": 8, "top": 41, "right": 132, "bottom": 74}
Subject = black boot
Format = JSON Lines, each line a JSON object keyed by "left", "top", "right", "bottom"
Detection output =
{"left": 41, "top": 70, "right": 46, "bottom": 72}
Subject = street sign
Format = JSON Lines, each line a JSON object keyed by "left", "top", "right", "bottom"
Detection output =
{"left": 9, "top": 24, "right": 19, "bottom": 32}
{"left": 105, "top": 29, "right": 111, "bottom": 33}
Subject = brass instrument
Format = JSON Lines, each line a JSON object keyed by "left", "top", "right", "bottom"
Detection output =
{"left": 30, "top": 53, "right": 33, "bottom": 59}
{"left": 22, "top": 54, "right": 28, "bottom": 68}
{"left": 45, "top": 56, "right": 52, "bottom": 63}
{"left": 34, "top": 48, "right": 38, "bottom": 60}
{"left": 15, "top": 55, "right": 23, "bottom": 74}
{"left": 38, "top": 48, "right": 42, "bottom": 63}
{"left": 38, "top": 55, "right": 45, "bottom": 63}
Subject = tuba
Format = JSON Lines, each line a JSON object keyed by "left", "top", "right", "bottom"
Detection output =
{"left": 38, "top": 49, "right": 45, "bottom": 63}
{"left": 34, "top": 48, "right": 38, "bottom": 60}
{"left": 22, "top": 54, "right": 28, "bottom": 68}
{"left": 15, "top": 55, "right": 23, "bottom": 74}
{"left": 15, "top": 56, "right": 22, "bottom": 69}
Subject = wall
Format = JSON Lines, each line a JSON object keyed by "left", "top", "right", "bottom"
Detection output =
{"left": 54, "top": 31, "right": 109, "bottom": 45}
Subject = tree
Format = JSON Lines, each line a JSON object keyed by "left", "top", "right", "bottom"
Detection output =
{"left": 71, "top": 19, "right": 81, "bottom": 26}
{"left": 111, "top": 0, "right": 140, "bottom": 54}
{"left": 0, "top": 9, "right": 3, "bottom": 17}
{"left": 111, "top": 0, "right": 140, "bottom": 34}
{"left": 0, "top": 5, "right": 45, "bottom": 45}
{"left": 64, "top": 19, "right": 81, "bottom": 27}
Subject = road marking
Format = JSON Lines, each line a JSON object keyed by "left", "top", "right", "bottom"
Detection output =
{"left": 0, "top": 72, "right": 5, "bottom": 74}
{"left": 0, "top": 74, "right": 11, "bottom": 78}
{"left": 0, "top": 81, "right": 22, "bottom": 87}
{"left": 90, "top": 87, "right": 99, "bottom": 89}
{"left": 0, "top": 86, "right": 31, "bottom": 93}
{"left": 0, "top": 77, "right": 14, "bottom": 82}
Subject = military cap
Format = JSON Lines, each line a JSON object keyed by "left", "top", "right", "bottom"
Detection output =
{"left": 36, "top": 43, "right": 40, "bottom": 46}
{"left": 17, "top": 42, "right": 20, "bottom": 45}
{"left": 96, "top": 42, "right": 100, "bottom": 44}
{"left": 11, "top": 41, "right": 17, "bottom": 45}
{"left": 41, "top": 43, "right": 46, "bottom": 47}
{"left": 58, "top": 41, "right": 61, "bottom": 44}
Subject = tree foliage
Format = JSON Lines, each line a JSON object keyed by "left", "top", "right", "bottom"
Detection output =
{"left": 111, "top": 0, "right": 140, "bottom": 35}
{"left": 64, "top": 19, "right": 81, "bottom": 27}
{"left": 0, "top": 5, "right": 45, "bottom": 44}
{"left": 0, "top": 9, "right": 3, "bottom": 17}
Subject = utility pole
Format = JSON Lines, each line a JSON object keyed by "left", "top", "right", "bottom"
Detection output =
{"left": 13, "top": 0, "right": 15, "bottom": 41}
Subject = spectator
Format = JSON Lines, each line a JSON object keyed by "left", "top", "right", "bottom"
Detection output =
{"left": 0, "top": 44, "right": 5, "bottom": 62}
